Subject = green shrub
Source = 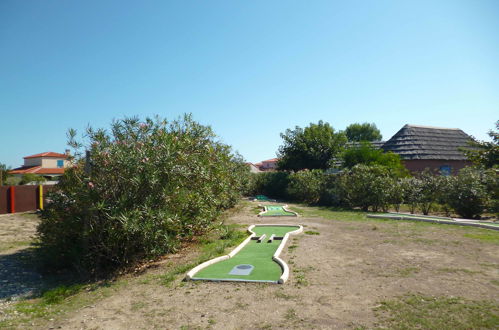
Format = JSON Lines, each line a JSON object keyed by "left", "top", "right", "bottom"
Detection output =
{"left": 387, "top": 179, "right": 406, "bottom": 212}
{"left": 251, "top": 171, "right": 290, "bottom": 199}
{"left": 338, "top": 164, "right": 396, "bottom": 212}
{"left": 341, "top": 141, "right": 408, "bottom": 177}
{"left": 287, "top": 169, "right": 324, "bottom": 204}
{"left": 37, "top": 115, "right": 249, "bottom": 275}
{"left": 446, "top": 167, "right": 492, "bottom": 219}
{"left": 416, "top": 169, "right": 441, "bottom": 215}
{"left": 318, "top": 172, "right": 345, "bottom": 206}
{"left": 20, "top": 173, "right": 46, "bottom": 185}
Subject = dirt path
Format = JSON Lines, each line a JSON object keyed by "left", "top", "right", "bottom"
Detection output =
{"left": 0, "top": 213, "right": 44, "bottom": 302}
{"left": 47, "top": 202, "right": 498, "bottom": 329}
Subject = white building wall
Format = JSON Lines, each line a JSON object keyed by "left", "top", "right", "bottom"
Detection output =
{"left": 41, "top": 158, "right": 68, "bottom": 168}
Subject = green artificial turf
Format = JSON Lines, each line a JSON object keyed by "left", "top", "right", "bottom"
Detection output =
{"left": 260, "top": 205, "right": 297, "bottom": 217}
{"left": 255, "top": 195, "right": 272, "bottom": 201}
{"left": 192, "top": 226, "right": 300, "bottom": 282}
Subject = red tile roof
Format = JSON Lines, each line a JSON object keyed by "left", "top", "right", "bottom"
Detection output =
{"left": 9, "top": 166, "right": 65, "bottom": 175}
{"left": 24, "top": 152, "right": 67, "bottom": 159}
{"left": 261, "top": 158, "right": 278, "bottom": 163}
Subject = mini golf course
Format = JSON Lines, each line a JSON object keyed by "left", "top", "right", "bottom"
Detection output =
{"left": 186, "top": 225, "right": 303, "bottom": 283}
{"left": 258, "top": 205, "right": 298, "bottom": 217}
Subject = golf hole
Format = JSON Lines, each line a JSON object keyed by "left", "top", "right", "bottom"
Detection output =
{"left": 229, "top": 264, "right": 254, "bottom": 275}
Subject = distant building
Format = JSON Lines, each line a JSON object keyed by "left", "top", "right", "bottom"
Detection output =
{"left": 246, "top": 163, "right": 262, "bottom": 173}
{"left": 382, "top": 124, "right": 473, "bottom": 175}
{"left": 9, "top": 151, "right": 70, "bottom": 179}
{"left": 257, "top": 158, "right": 279, "bottom": 171}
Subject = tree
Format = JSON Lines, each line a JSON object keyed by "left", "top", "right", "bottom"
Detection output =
{"left": 345, "top": 122, "right": 382, "bottom": 142}
{"left": 0, "top": 163, "right": 11, "bottom": 186}
{"left": 341, "top": 142, "right": 408, "bottom": 176}
{"left": 277, "top": 120, "right": 347, "bottom": 171}
{"left": 463, "top": 121, "right": 499, "bottom": 168}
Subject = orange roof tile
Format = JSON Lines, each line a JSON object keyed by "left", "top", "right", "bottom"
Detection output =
{"left": 9, "top": 166, "right": 65, "bottom": 175}
{"left": 24, "top": 152, "right": 67, "bottom": 159}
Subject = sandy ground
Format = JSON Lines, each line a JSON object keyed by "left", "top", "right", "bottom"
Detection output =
{"left": 0, "top": 212, "right": 39, "bottom": 254}
{"left": 1, "top": 204, "right": 498, "bottom": 329}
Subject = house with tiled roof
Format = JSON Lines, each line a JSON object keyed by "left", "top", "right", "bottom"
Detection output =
{"left": 9, "top": 151, "right": 70, "bottom": 179}
{"left": 257, "top": 158, "right": 279, "bottom": 171}
{"left": 332, "top": 124, "right": 473, "bottom": 175}
{"left": 382, "top": 124, "right": 473, "bottom": 174}
{"left": 246, "top": 163, "right": 262, "bottom": 173}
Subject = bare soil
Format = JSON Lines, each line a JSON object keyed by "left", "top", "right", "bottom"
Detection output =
{"left": 1, "top": 204, "right": 498, "bottom": 329}
{"left": 0, "top": 212, "right": 39, "bottom": 254}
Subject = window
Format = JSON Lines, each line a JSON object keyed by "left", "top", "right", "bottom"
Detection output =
{"left": 439, "top": 165, "right": 452, "bottom": 176}
{"left": 57, "top": 160, "right": 64, "bottom": 168}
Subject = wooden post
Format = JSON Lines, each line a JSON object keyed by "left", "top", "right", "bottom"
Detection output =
{"left": 39, "top": 184, "right": 44, "bottom": 210}
{"left": 9, "top": 186, "right": 15, "bottom": 213}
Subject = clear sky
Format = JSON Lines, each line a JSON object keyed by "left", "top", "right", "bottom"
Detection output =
{"left": 1, "top": 0, "right": 498, "bottom": 168}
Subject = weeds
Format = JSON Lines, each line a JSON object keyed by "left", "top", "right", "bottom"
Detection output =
{"left": 374, "top": 294, "right": 499, "bottom": 329}
{"left": 436, "top": 268, "right": 482, "bottom": 275}
{"left": 284, "top": 308, "right": 298, "bottom": 321}
{"left": 463, "top": 232, "right": 499, "bottom": 245}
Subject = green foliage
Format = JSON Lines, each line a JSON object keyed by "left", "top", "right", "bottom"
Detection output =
{"left": 402, "top": 177, "right": 421, "bottom": 214}
{"left": 42, "top": 284, "right": 85, "bottom": 304}
{"left": 37, "top": 115, "right": 249, "bottom": 275}
{"left": 344, "top": 122, "right": 382, "bottom": 142}
{"left": 338, "top": 164, "right": 397, "bottom": 212}
{"left": 415, "top": 169, "right": 442, "bottom": 215}
{"left": 277, "top": 120, "right": 347, "bottom": 171}
{"left": 341, "top": 141, "right": 408, "bottom": 176}
{"left": 287, "top": 169, "right": 325, "bottom": 204}
{"left": 251, "top": 171, "right": 290, "bottom": 199}
{"left": 446, "top": 167, "right": 493, "bottom": 219}
{"left": 5, "top": 176, "right": 21, "bottom": 185}
{"left": 387, "top": 179, "right": 406, "bottom": 212}
{"left": 463, "top": 121, "right": 498, "bottom": 169}
{"left": 20, "top": 173, "right": 47, "bottom": 185}
{"left": 0, "top": 163, "right": 11, "bottom": 186}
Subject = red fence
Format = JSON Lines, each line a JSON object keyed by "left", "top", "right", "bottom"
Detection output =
{"left": 0, "top": 185, "right": 55, "bottom": 214}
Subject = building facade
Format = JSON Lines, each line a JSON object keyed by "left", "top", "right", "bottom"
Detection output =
{"left": 382, "top": 124, "right": 473, "bottom": 175}
{"left": 9, "top": 151, "right": 71, "bottom": 179}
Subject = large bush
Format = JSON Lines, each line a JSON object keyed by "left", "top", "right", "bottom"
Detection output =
{"left": 250, "top": 171, "right": 290, "bottom": 200}
{"left": 287, "top": 169, "right": 325, "bottom": 204}
{"left": 338, "top": 164, "right": 396, "bottom": 212}
{"left": 415, "top": 170, "right": 442, "bottom": 215}
{"left": 37, "top": 115, "right": 249, "bottom": 275}
{"left": 20, "top": 173, "right": 47, "bottom": 185}
{"left": 341, "top": 142, "right": 408, "bottom": 177}
{"left": 446, "top": 167, "right": 493, "bottom": 219}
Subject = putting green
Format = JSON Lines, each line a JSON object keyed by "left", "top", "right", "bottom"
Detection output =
{"left": 259, "top": 205, "right": 297, "bottom": 217}
{"left": 190, "top": 225, "right": 301, "bottom": 283}
{"left": 255, "top": 195, "right": 272, "bottom": 201}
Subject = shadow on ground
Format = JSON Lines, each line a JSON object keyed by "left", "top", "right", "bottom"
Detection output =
{"left": 0, "top": 248, "right": 81, "bottom": 301}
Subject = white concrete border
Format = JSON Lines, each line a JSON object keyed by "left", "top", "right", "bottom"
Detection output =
{"left": 185, "top": 224, "right": 303, "bottom": 284}
{"left": 258, "top": 205, "right": 298, "bottom": 217}
{"left": 367, "top": 214, "right": 499, "bottom": 231}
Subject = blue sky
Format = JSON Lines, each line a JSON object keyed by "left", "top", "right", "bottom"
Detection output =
{"left": 1, "top": 0, "right": 498, "bottom": 167}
